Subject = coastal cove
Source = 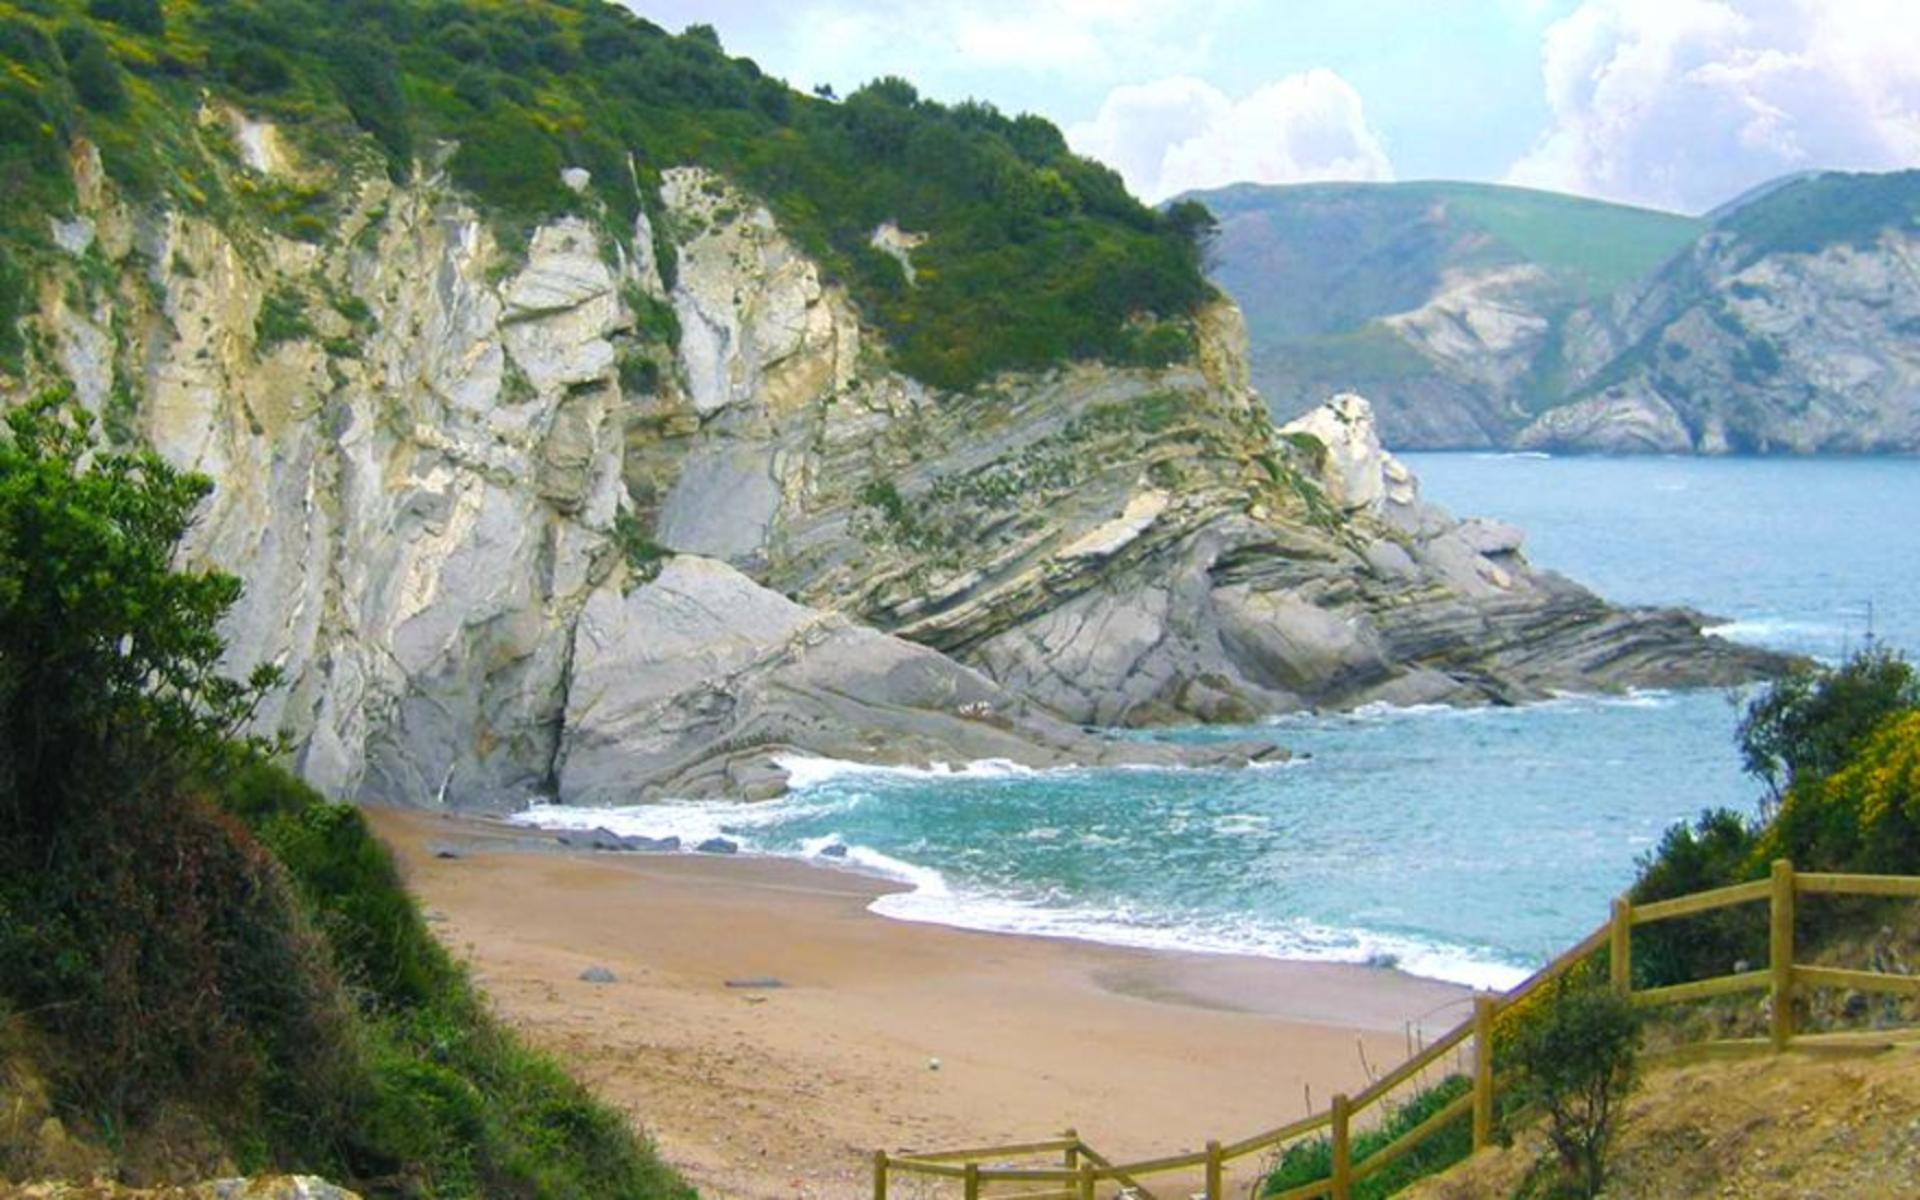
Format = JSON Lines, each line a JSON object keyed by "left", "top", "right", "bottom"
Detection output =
{"left": 524, "top": 453, "right": 1920, "bottom": 992}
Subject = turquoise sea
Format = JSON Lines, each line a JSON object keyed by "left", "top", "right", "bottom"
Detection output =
{"left": 520, "top": 455, "right": 1920, "bottom": 990}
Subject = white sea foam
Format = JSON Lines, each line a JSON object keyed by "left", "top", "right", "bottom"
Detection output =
{"left": 776, "top": 751, "right": 1292, "bottom": 788}
{"left": 772, "top": 753, "right": 1050, "bottom": 790}
{"left": 1703, "top": 617, "right": 1846, "bottom": 647}
{"left": 1541, "top": 688, "right": 1677, "bottom": 711}
{"left": 510, "top": 793, "right": 851, "bottom": 849}
{"left": 867, "top": 882, "right": 1531, "bottom": 991}
{"left": 843, "top": 844, "right": 952, "bottom": 898}
{"left": 1212, "top": 813, "right": 1271, "bottom": 835}
{"left": 516, "top": 799, "right": 1532, "bottom": 990}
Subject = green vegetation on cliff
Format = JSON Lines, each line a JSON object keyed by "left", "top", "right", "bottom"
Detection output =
{"left": 0, "top": 393, "right": 691, "bottom": 1198}
{"left": 1630, "top": 647, "right": 1920, "bottom": 989}
{"left": 1714, "top": 169, "right": 1920, "bottom": 264}
{"left": 0, "top": 0, "right": 1212, "bottom": 388}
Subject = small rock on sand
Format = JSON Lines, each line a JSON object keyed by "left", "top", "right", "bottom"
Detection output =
{"left": 580, "top": 966, "right": 618, "bottom": 984}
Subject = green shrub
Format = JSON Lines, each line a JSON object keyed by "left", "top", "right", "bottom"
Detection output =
{"left": 232, "top": 764, "right": 692, "bottom": 1198}
{"left": 329, "top": 34, "right": 412, "bottom": 181}
{"left": 1762, "top": 709, "right": 1920, "bottom": 873}
{"left": 631, "top": 291, "right": 681, "bottom": 346}
{"left": 1629, "top": 808, "right": 1766, "bottom": 988}
{"left": 0, "top": 392, "right": 691, "bottom": 1197}
{"left": 58, "top": 23, "right": 127, "bottom": 114}
{"left": 1630, "top": 648, "right": 1920, "bottom": 986}
{"left": 213, "top": 39, "right": 294, "bottom": 94}
{"left": 256, "top": 286, "right": 315, "bottom": 350}
{"left": 0, "top": 393, "right": 280, "bottom": 828}
{"left": 1507, "top": 983, "right": 1642, "bottom": 1200}
{"left": 0, "top": 252, "right": 27, "bottom": 372}
{"left": 1739, "top": 647, "right": 1918, "bottom": 801}
{"left": 618, "top": 349, "right": 661, "bottom": 395}
{"left": 611, "top": 511, "right": 672, "bottom": 583}
{"left": 331, "top": 292, "right": 373, "bottom": 324}
{"left": 1262, "top": 1075, "right": 1475, "bottom": 1199}
{"left": 87, "top": 0, "right": 163, "bottom": 36}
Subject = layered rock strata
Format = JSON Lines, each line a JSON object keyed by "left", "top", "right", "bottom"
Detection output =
{"left": 10, "top": 122, "right": 1783, "bottom": 808}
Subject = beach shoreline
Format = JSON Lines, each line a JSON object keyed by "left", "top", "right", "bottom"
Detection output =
{"left": 370, "top": 807, "right": 1475, "bottom": 1199}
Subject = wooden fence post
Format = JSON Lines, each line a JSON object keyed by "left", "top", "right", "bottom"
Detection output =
{"left": 964, "top": 1162, "right": 981, "bottom": 1200}
{"left": 1064, "top": 1127, "right": 1079, "bottom": 1172}
{"left": 1610, "top": 896, "right": 1632, "bottom": 995}
{"left": 872, "top": 1150, "right": 888, "bottom": 1200}
{"left": 1078, "top": 1161, "right": 1095, "bottom": 1200}
{"left": 1473, "top": 993, "right": 1495, "bottom": 1150}
{"left": 1331, "top": 1093, "right": 1352, "bottom": 1200}
{"left": 1771, "top": 858, "right": 1796, "bottom": 1050}
{"left": 1205, "top": 1139, "right": 1223, "bottom": 1198}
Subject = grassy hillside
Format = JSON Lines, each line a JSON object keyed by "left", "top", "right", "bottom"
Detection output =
{"left": 1410, "top": 181, "right": 1703, "bottom": 296}
{"left": 1190, "top": 180, "right": 1701, "bottom": 344}
{"left": 1712, "top": 169, "right": 1920, "bottom": 263}
{"left": 0, "top": 0, "right": 1212, "bottom": 389}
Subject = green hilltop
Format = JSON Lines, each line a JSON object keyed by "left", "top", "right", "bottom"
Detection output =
{"left": 1191, "top": 179, "right": 1702, "bottom": 347}
{"left": 1710, "top": 168, "right": 1920, "bottom": 263}
{"left": 0, "top": 0, "right": 1213, "bottom": 388}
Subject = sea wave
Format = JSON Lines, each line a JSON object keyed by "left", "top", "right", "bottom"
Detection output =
{"left": 510, "top": 793, "right": 853, "bottom": 847}
{"left": 1703, "top": 617, "right": 1847, "bottom": 647}
{"left": 867, "top": 880, "right": 1532, "bottom": 991}
{"left": 772, "top": 752, "right": 1053, "bottom": 790}
{"left": 776, "top": 751, "right": 1296, "bottom": 788}
{"left": 513, "top": 799, "right": 1533, "bottom": 990}
{"left": 1261, "top": 689, "right": 1676, "bottom": 729}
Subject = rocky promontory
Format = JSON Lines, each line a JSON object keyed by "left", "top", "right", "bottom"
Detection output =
{"left": 7, "top": 122, "right": 1784, "bottom": 808}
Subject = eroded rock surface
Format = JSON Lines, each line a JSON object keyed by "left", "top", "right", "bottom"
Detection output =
{"left": 558, "top": 556, "right": 1273, "bottom": 802}
{"left": 5, "top": 124, "right": 1784, "bottom": 809}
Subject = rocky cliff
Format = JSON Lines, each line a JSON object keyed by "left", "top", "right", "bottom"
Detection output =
{"left": 1193, "top": 172, "right": 1920, "bottom": 454}
{"left": 4, "top": 106, "right": 1784, "bottom": 809}
{"left": 1519, "top": 172, "right": 1920, "bottom": 453}
{"left": 1189, "top": 180, "right": 1704, "bottom": 448}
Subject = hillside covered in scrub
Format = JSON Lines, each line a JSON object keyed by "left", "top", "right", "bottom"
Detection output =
{"left": 0, "top": 0, "right": 1788, "bottom": 812}
{"left": 1194, "top": 171, "right": 1920, "bottom": 453}
{"left": 0, "top": 395, "right": 693, "bottom": 1196}
{"left": 0, "top": 0, "right": 1212, "bottom": 390}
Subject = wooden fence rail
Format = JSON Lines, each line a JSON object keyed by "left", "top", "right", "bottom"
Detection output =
{"left": 872, "top": 861, "right": 1920, "bottom": 1199}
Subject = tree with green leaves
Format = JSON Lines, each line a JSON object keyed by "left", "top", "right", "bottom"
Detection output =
{"left": 1738, "top": 646, "right": 1918, "bottom": 803}
{"left": 86, "top": 0, "right": 164, "bottom": 37}
{"left": 0, "top": 389, "right": 279, "bottom": 831}
{"left": 1509, "top": 982, "right": 1643, "bottom": 1199}
{"left": 57, "top": 22, "right": 127, "bottom": 113}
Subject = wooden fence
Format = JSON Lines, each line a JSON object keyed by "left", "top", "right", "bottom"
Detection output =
{"left": 871, "top": 860, "right": 1920, "bottom": 1200}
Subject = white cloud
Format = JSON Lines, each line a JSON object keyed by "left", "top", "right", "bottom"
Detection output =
{"left": 1507, "top": 0, "right": 1920, "bottom": 212}
{"left": 1068, "top": 71, "right": 1395, "bottom": 203}
{"left": 763, "top": 0, "right": 1219, "bottom": 91}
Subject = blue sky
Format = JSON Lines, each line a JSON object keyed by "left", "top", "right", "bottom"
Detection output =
{"left": 622, "top": 1, "right": 1920, "bottom": 215}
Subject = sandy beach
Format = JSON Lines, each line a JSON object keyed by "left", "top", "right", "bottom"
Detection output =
{"left": 370, "top": 808, "right": 1475, "bottom": 1199}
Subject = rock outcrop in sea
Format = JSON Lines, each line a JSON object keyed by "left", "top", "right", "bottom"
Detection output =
{"left": 10, "top": 124, "right": 1783, "bottom": 808}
